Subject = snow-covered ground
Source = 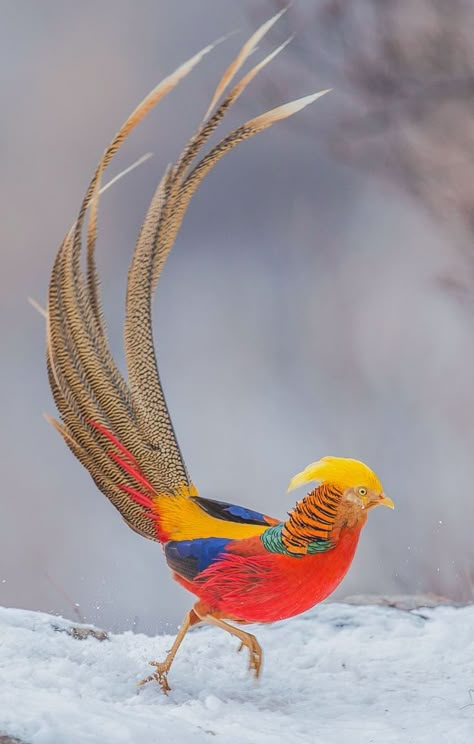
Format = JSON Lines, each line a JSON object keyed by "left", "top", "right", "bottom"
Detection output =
{"left": 0, "top": 602, "right": 473, "bottom": 744}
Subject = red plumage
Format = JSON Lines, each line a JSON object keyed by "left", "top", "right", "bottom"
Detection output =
{"left": 175, "top": 528, "right": 362, "bottom": 624}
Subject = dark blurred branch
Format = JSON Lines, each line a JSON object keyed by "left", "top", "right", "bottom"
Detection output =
{"left": 248, "top": 0, "right": 474, "bottom": 272}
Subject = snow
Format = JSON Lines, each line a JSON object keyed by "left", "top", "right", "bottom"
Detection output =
{"left": 0, "top": 602, "right": 473, "bottom": 744}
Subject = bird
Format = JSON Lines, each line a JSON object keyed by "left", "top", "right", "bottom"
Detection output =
{"left": 44, "top": 10, "right": 394, "bottom": 692}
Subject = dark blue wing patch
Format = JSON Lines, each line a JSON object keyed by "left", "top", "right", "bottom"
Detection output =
{"left": 192, "top": 496, "right": 272, "bottom": 526}
{"left": 165, "top": 537, "right": 231, "bottom": 581}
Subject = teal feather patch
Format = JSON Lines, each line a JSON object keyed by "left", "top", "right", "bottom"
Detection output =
{"left": 307, "top": 539, "right": 334, "bottom": 554}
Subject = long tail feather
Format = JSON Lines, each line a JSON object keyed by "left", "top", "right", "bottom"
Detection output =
{"left": 202, "top": 6, "right": 288, "bottom": 121}
{"left": 47, "top": 13, "right": 329, "bottom": 542}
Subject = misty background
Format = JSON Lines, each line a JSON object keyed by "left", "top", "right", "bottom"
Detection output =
{"left": 1, "top": 0, "right": 473, "bottom": 634}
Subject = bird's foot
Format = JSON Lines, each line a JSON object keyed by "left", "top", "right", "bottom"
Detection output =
{"left": 138, "top": 661, "right": 171, "bottom": 693}
{"left": 236, "top": 634, "right": 262, "bottom": 678}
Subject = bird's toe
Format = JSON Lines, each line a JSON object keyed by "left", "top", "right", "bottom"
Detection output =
{"left": 137, "top": 661, "right": 172, "bottom": 693}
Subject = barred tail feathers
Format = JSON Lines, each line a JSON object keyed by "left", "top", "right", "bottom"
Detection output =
{"left": 46, "top": 11, "right": 329, "bottom": 543}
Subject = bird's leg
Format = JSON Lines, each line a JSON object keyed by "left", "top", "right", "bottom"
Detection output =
{"left": 138, "top": 608, "right": 200, "bottom": 692}
{"left": 194, "top": 609, "right": 263, "bottom": 679}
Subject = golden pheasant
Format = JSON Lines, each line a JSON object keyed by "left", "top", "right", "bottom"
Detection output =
{"left": 45, "top": 10, "right": 394, "bottom": 692}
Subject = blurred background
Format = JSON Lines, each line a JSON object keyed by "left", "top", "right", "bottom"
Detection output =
{"left": 1, "top": 0, "right": 474, "bottom": 634}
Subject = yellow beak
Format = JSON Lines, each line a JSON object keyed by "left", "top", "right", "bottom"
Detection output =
{"left": 379, "top": 493, "right": 395, "bottom": 509}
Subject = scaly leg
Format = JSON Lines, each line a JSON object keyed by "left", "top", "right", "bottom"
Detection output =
{"left": 194, "top": 608, "right": 263, "bottom": 679}
{"left": 138, "top": 608, "right": 200, "bottom": 692}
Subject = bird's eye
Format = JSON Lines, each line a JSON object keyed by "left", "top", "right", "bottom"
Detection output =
{"left": 358, "top": 487, "right": 367, "bottom": 496}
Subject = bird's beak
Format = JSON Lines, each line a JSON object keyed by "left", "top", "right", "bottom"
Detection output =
{"left": 378, "top": 492, "right": 395, "bottom": 509}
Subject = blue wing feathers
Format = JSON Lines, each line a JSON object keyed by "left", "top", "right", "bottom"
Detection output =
{"left": 165, "top": 537, "right": 231, "bottom": 581}
{"left": 192, "top": 496, "right": 274, "bottom": 526}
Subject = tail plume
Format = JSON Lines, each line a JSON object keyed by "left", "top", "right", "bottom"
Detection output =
{"left": 46, "top": 11, "right": 329, "bottom": 540}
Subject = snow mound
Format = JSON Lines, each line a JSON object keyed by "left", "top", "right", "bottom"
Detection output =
{"left": 1, "top": 603, "right": 473, "bottom": 744}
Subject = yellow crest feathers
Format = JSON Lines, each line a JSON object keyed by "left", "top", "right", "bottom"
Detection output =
{"left": 287, "top": 456, "right": 383, "bottom": 493}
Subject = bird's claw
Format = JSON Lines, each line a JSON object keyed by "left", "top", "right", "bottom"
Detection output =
{"left": 236, "top": 635, "right": 262, "bottom": 678}
{"left": 137, "top": 661, "right": 171, "bottom": 693}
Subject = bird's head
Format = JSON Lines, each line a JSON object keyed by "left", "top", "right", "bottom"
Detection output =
{"left": 288, "top": 456, "right": 394, "bottom": 514}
